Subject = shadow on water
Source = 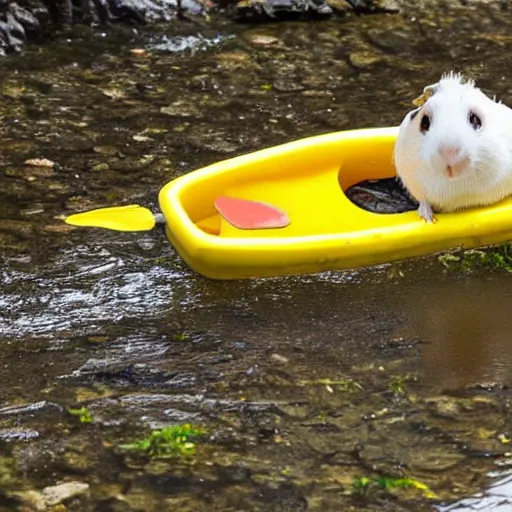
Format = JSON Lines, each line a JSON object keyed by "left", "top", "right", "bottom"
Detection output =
{"left": 406, "top": 277, "right": 512, "bottom": 391}
{"left": 2, "top": 4, "right": 512, "bottom": 511}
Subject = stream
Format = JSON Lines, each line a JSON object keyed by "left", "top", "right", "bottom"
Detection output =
{"left": 2, "top": 5, "right": 512, "bottom": 511}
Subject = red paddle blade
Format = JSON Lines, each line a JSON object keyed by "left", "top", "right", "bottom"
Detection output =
{"left": 214, "top": 196, "right": 290, "bottom": 230}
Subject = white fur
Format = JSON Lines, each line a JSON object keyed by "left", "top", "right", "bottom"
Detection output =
{"left": 393, "top": 72, "right": 512, "bottom": 219}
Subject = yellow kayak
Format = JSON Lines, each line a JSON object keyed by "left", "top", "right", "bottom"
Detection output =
{"left": 158, "top": 126, "right": 512, "bottom": 280}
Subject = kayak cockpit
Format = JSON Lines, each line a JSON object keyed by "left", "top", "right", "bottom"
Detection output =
{"left": 168, "top": 128, "right": 400, "bottom": 239}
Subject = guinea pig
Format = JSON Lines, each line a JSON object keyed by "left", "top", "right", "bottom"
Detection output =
{"left": 393, "top": 72, "right": 512, "bottom": 223}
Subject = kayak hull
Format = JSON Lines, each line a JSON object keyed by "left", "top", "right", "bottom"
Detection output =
{"left": 158, "top": 127, "right": 512, "bottom": 280}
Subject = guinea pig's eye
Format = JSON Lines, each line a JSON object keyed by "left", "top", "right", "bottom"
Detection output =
{"left": 420, "top": 114, "right": 430, "bottom": 133}
{"left": 469, "top": 111, "right": 482, "bottom": 131}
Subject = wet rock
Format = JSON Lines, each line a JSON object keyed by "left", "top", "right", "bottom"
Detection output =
{"left": 63, "top": 449, "right": 94, "bottom": 472}
{"left": 1, "top": 80, "right": 26, "bottom": 99}
{"left": 411, "top": 449, "right": 466, "bottom": 472}
{"left": 24, "top": 157, "right": 55, "bottom": 168}
{"left": 160, "top": 100, "right": 202, "bottom": 118}
{"left": 90, "top": 162, "right": 110, "bottom": 172}
{"left": 144, "top": 459, "right": 175, "bottom": 475}
{"left": 6, "top": 165, "right": 56, "bottom": 179}
{"left": 215, "top": 51, "right": 250, "bottom": 69}
{"left": 270, "top": 353, "right": 289, "bottom": 365}
{"left": 187, "top": 129, "right": 240, "bottom": 154}
{"left": 301, "top": 89, "right": 334, "bottom": 97}
{"left": 349, "top": 0, "right": 401, "bottom": 12}
{"left": 348, "top": 50, "right": 384, "bottom": 68}
{"left": 273, "top": 79, "right": 305, "bottom": 92}
{"left": 378, "top": 0, "right": 399, "bottom": 11}
{"left": 42, "top": 481, "right": 90, "bottom": 506}
{"left": 234, "top": 0, "right": 402, "bottom": 21}
{"left": 10, "top": 481, "right": 89, "bottom": 511}
{"left": 276, "top": 403, "right": 309, "bottom": 418}
{"left": 100, "top": 87, "right": 126, "bottom": 100}
{"left": 10, "top": 490, "right": 46, "bottom": 512}
{"left": 424, "top": 396, "right": 461, "bottom": 417}
{"left": 0, "top": 428, "right": 40, "bottom": 441}
{"left": 324, "top": 0, "right": 351, "bottom": 12}
{"left": 0, "top": 3, "right": 38, "bottom": 55}
{"left": 93, "top": 145, "right": 119, "bottom": 156}
{"left": 0, "top": 0, "right": 207, "bottom": 54}
{"left": 239, "top": 0, "right": 332, "bottom": 20}
{"left": 244, "top": 32, "right": 280, "bottom": 47}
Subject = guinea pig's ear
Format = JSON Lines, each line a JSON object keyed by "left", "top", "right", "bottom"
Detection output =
{"left": 412, "top": 82, "right": 440, "bottom": 107}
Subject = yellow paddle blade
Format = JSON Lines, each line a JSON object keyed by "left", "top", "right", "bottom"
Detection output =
{"left": 65, "top": 205, "right": 156, "bottom": 232}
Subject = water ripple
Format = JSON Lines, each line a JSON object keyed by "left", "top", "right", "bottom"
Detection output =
{"left": 147, "top": 33, "right": 235, "bottom": 54}
{"left": 0, "top": 243, "right": 196, "bottom": 338}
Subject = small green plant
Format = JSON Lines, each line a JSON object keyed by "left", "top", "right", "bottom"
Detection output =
{"left": 352, "top": 475, "right": 436, "bottom": 499}
{"left": 261, "top": 83, "right": 272, "bottom": 91}
{"left": 352, "top": 476, "right": 372, "bottom": 492}
{"left": 173, "top": 332, "right": 190, "bottom": 341}
{"left": 68, "top": 406, "right": 93, "bottom": 423}
{"left": 439, "top": 244, "right": 512, "bottom": 273}
{"left": 389, "top": 374, "right": 415, "bottom": 395}
{"left": 119, "top": 424, "right": 206, "bottom": 458}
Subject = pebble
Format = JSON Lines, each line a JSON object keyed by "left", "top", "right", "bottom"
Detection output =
{"left": 42, "top": 481, "right": 90, "bottom": 506}
{"left": 349, "top": 51, "right": 384, "bottom": 68}
{"left": 324, "top": 0, "right": 351, "bottom": 11}
{"left": 245, "top": 33, "right": 279, "bottom": 47}
{"left": 24, "top": 158, "right": 55, "bottom": 168}
{"left": 270, "top": 353, "right": 289, "bottom": 365}
{"left": 10, "top": 481, "right": 90, "bottom": 511}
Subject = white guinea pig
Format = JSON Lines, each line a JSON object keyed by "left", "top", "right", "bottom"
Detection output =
{"left": 393, "top": 72, "right": 512, "bottom": 223}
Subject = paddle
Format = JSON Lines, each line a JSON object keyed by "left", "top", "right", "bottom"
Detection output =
{"left": 65, "top": 204, "right": 157, "bottom": 232}
{"left": 64, "top": 197, "right": 290, "bottom": 232}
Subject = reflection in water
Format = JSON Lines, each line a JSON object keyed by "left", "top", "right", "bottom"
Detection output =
{"left": 403, "top": 276, "right": 512, "bottom": 390}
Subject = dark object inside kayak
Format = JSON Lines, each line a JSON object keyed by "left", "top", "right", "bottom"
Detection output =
{"left": 345, "top": 177, "right": 419, "bottom": 214}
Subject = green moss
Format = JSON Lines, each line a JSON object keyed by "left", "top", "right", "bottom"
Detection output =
{"left": 439, "top": 244, "right": 512, "bottom": 273}
{"left": 68, "top": 406, "right": 93, "bottom": 423}
{"left": 352, "top": 475, "right": 437, "bottom": 499}
{"left": 388, "top": 374, "right": 415, "bottom": 395}
{"left": 173, "top": 332, "right": 191, "bottom": 341}
{"left": 119, "top": 424, "right": 206, "bottom": 458}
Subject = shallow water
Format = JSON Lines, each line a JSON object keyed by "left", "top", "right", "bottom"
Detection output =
{"left": 2, "top": 5, "right": 512, "bottom": 511}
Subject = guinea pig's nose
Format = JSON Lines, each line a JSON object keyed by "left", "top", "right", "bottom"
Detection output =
{"left": 439, "top": 145, "right": 463, "bottom": 165}
{"left": 438, "top": 145, "right": 469, "bottom": 178}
